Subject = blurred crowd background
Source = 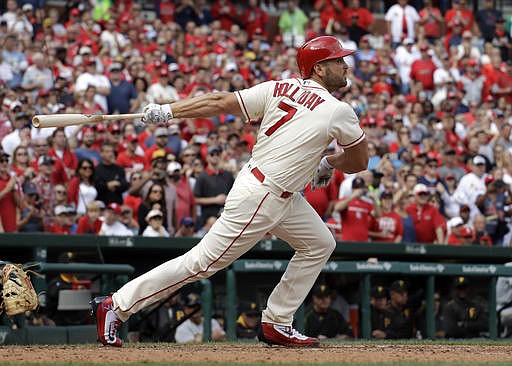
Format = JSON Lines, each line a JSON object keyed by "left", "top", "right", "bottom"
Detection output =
{"left": 0, "top": 0, "right": 511, "bottom": 247}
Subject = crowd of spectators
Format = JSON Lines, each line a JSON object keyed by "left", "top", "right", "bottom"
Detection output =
{"left": 0, "top": 0, "right": 511, "bottom": 246}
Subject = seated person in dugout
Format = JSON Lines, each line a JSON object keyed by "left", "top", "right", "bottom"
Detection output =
{"left": 132, "top": 293, "right": 184, "bottom": 343}
{"left": 370, "top": 285, "right": 388, "bottom": 339}
{"left": 304, "top": 284, "right": 353, "bottom": 340}
{"left": 382, "top": 280, "right": 414, "bottom": 339}
{"left": 45, "top": 251, "right": 91, "bottom": 326}
{"left": 443, "top": 276, "right": 488, "bottom": 339}
{"left": 174, "top": 293, "right": 226, "bottom": 343}
{"left": 236, "top": 300, "right": 262, "bottom": 340}
{"left": 415, "top": 291, "right": 445, "bottom": 339}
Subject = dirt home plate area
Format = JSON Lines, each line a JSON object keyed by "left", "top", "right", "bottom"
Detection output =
{"left": 1, "top": 344, "right": 512, "bottom": 364}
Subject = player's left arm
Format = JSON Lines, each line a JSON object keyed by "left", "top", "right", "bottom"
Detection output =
{"left": 326, "top": 137, "right": 368, "bottom": 174}
{"left": 171, "top": 92, "right": 243, "bottom": 119}
{"left": 328, "top": 103, "right": 369, "bottom": 174}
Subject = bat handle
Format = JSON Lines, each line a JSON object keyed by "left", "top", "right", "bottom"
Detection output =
{"left": 103, "top": 113, "right": 144, "bottom": 121}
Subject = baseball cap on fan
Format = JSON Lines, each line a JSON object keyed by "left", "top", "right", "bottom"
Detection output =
{"left": 207, "top": 145, "right": 222, "bottom": 155}
{"left": 447, "top": 216, "right": 464, "bottom": 230}
{"left": 152, "top": 149, "right": 166, "bottom": 161}
{"left": 54, "top": 205, "right": 67, "bottom": 216}
{"left": 413, "top": 183, "right": 429, "bottom": 195}
{"left": 168, "top": 124, "right": 180, "bottom": 135}
{"left": 473, "top": 155, "right": 486, "bottom": 166}
{"left": 460, "top": 226, "right": 473, "bottom": 238}
{"left": 166, "top": 161, "right": 182, "bottom": 174}
{"left": 79, "top": 46, "right": 92, "bottom": 55}
{"left": 38, "top": 155, "right": 54, "bottom": 166}
{"left": 154, "top": 127, "right": 169, "bottom": 137}
{"left": 180, "top": 216, "right": 194, "bottom": 227}
{"left": 125, "top": 133, "right": 138, "bottom": 143}
{"left": 168, "top": 63, "right": 180, "bottom": 72}
{"left": 380, "top": 190, "right": 393, "bottom": 199}
{"left": 145, "top": 209, "right": 164, "bottom": 221}
{"left": 352, "top": 177, "right": 366, "bottom": 189}
{"left": 107, "top": 202, "right": 122, "bottom": 214}
{"left": 109, "top": 63, "right": 122, "bottom": 72}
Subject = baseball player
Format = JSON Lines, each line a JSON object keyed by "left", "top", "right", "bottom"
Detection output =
{"left": 91, "top": 36, "right": 368, "bottom": 347}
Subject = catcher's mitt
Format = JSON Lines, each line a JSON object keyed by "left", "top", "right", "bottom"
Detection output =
{"left": 1, "top": 263, "right": 40, "bottom": 316}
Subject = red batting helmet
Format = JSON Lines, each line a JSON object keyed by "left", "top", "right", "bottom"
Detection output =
{"left": 296, "top": 36, "right": 356, "bottom": 79}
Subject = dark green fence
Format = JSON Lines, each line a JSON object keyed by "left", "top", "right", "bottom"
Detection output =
{"left": 226, "top": 260, "right": 512, "bottom": 340}
{"left": 2, "top": 234, "right": 512, "bottom": 343}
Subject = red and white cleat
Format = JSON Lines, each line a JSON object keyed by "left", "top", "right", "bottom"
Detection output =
{"left": 90, "top": 296, "right": 123, "bottom": 347}
{"left": 259, "top": 322, "right": 320, "bottom": 347}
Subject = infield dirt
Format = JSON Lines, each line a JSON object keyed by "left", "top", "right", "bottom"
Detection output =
{"left": 1, "top": 343, "right": 512, "bottom": 364}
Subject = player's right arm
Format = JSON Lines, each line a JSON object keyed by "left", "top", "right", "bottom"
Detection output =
{"left": 326, "top": 138, "right": 368, "bottom": 174}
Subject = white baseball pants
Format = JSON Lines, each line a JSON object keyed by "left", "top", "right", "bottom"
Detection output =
{"left": 112, "top": 162, "right": 336, "bottom": 326}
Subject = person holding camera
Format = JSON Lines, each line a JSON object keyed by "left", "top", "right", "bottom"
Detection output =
{"left": 17, "top": 181, "right": 43, "bottom": 232}
{"left": 475, "top": 177, "right": 512, "bottom": 246}
{"left": 333, "top": 176, "right": 380, "bottom": 242}
{"left": 406, "top": 183, "right": 445, "bottom": 244}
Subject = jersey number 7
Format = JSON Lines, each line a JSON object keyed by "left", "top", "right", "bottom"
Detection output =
{"left": 265, "top": 101, "right": 297, "bottom": 136}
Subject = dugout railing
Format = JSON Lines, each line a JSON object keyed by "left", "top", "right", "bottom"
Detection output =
{"left": 1, "top": 262, "right": 135, "bottom": 345}
{"left": 225, "top": 259, "right": 512, "bottom": 341}
{"left": 1, "top": 261, "right": 213, "bottom": 344}
{"left": 3, "top": 233, "right": 512, "bottom": 343}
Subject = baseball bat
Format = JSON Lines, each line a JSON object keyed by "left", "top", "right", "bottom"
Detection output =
{"left": 32, "top": 113, "right": 144, "bottom": 128}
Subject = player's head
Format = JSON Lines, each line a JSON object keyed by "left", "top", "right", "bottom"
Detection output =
{"left": 296, "top": 36, "right": 355, "bottom": 80}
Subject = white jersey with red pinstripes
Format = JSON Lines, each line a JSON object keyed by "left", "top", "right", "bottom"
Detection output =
{"left": 235, "top": 78, "right": 365, "bottom": 192}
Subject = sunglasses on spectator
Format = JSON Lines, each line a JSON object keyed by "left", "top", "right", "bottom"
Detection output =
{"left": 17, "top": 152, "right": 28, "bottom": 156}
{"left": 209, "top": 152, "right": 221, "bottom": 157}
{"left": 81, "top": 165, "right": 93, "bottom": 170}
{"left": 0, "top": 159, "right": 9, "bottom": 163}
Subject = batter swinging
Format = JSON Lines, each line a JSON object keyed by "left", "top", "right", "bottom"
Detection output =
{"left": 91, "top": 36, "right": 368, "bottom": 348}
